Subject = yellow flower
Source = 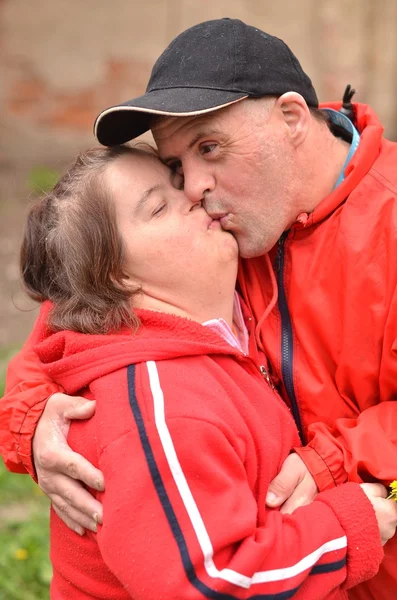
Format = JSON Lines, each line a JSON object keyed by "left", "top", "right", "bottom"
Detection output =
{"left": 14, "top": 548, "right": 28, "bottom": 560}
{"left": 387, "top": 480, "right": 397, "bottom": 501}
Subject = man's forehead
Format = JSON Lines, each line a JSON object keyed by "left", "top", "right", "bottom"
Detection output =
{"left": 152, "top": 112, "right": 217, "bottom": 138}
{"left": 152, "top": 112, "right": 224, "bottom": 159}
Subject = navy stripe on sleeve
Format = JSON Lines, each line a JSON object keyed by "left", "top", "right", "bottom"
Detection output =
{"left": 127, "top": 364, "right": 345, "bottom": 599}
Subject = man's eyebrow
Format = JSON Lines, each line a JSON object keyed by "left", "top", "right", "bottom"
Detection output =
{"left": 187, "top": 130, "right": 219, "bottom": 151}
{"left": 134, "top": 184, "right": 161, "bottom": 213}
{"left": 163, "top": 129, "right": 222, "bottom": 164}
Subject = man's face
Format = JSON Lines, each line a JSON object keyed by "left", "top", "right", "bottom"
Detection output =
{"left": 152, "top": 99, "right": 299, "bottom": 258}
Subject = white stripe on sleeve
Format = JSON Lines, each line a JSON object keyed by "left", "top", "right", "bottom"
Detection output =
{"left": 146, "top": 360, "right": 347, "bottom": 590}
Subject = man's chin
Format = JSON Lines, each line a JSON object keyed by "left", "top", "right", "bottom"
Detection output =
{"left": 236, "top": 237, "right": 273, "bottom": 260}
{"left": 219, "top": 226, "right": 271, "bottom": 259}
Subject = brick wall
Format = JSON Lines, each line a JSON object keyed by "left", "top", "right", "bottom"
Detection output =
{"left": 1, "top": 0, "right": 396, "bottom": 346}
{"left": 2, "top": 0, "right": 396, "bottom": 167}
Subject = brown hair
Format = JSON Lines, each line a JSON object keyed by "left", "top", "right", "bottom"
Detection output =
{"left": 21, "top": 145, "right": 155, "bottom": 334}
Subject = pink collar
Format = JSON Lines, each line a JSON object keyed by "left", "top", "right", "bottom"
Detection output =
{"left": 202, "top": 292, "right": 249, "bottom": 354}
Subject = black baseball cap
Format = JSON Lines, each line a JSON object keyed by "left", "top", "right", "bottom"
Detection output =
{"left": 94, "top": 18, "right": 318, "bottom": 146}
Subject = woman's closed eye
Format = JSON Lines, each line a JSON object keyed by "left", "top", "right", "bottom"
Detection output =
{"left": 152, "top": 203, "right": 167, "bottom": 217}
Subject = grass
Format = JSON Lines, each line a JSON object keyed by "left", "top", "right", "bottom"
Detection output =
{"left": 0, "top": 163, "right": 59, "bottom": 599}
{"left": 0, "top": 350, "right": 51, "bottom": 600}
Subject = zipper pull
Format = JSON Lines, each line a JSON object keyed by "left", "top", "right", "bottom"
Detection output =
{"left": 259, "top": 365, "right": 275, "bottom": 390}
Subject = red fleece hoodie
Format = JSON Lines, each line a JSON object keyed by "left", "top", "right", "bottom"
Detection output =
{"left": 31, "top": 302, "right": 382, "bottom": 600}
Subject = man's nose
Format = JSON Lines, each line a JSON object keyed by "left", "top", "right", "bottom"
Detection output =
{"left": 183, "top": 166, "right": 215, "bottom": 205}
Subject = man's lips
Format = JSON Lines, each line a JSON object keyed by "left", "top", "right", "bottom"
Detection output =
{"left": 219, "top": 215, "right": 230, "bottom": 228}
{"left": 206, "top": 212, "right": 229, "bottom": 227}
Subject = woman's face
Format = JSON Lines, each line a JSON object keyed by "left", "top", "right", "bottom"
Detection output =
{"left": 105, "top": 151, "right": 238, "bottom": 295}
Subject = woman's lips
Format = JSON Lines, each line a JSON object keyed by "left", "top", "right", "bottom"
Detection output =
{"left": 208, "top": 219, "right": 222, "bottom": 230}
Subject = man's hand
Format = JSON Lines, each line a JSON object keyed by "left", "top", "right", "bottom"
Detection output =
{"left": 33, "top": 392, "right": 104, "bottom": 535}
{"left": 360, "top": 483, "right": 397, "bottom": 545}
{"left": 266, "top": 453, "right": 318, "bottom": 514}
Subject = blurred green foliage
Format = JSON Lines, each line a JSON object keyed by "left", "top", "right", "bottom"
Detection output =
{"left": 0, "top": 352, "right": 51, "bottom": 600}
{"left": 28, "top": 166, "right": 59, "bottom": 195}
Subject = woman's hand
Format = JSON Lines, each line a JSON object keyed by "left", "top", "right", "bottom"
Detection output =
{"left": 265, "top": 453, "right": 318, "bottom": 514}
{"left": 32, "top": 392, "right": 104, "bottom": 535}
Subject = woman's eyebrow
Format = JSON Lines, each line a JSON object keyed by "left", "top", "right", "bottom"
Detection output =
{"left": 134, "top": 184, "right": 162, "bottom": 214}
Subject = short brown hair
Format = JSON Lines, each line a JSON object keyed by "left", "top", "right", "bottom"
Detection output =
{"left": 309, "top": 106, "right": 330, "bottom": 125}
{"left": 21, "top": 145, "right": 155, "bottom": 334}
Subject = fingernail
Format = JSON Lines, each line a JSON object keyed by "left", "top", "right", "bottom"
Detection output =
{"left": 266, "top": 492, "right": 278, "bottom": 504}
{"left": 75, "top": 527, "right": 84, "bottom": 536}
{"left": 90, "top": 521, "right": 98, "bottom": 533}
{"left": 93, "top": 512, "right": 102, "bottom": 525}
{"left": 95, "top": 478, "right": 104, "bottom": 492}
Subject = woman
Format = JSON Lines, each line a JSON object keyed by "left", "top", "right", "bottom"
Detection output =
{"left": 12, "top": 145, "right": 387, "bottom": 598}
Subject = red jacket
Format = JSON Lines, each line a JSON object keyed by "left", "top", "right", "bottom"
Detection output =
{"left": 238, "top": 102, "right": 397, "bottom": 600}
{"left": 1, "top": 102, "right": 396, "bottom": 599}
{"left": 32, "top": 302, "right": 381, "bottom": 599}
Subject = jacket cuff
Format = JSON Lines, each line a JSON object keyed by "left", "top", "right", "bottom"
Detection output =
{"left": 315, "top": 482, "right": 384, "bottom": 589}
{"left": 294, "top": 445, "right": 338, "bottom": 492}
{"left": 16, "top": 396, "right": 53, "bottom": 480}
{"left": 298, "top": 428, "right": 351, "bottom": 489}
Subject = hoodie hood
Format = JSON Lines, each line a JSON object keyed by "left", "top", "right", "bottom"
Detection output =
{"left": 33, "top": 301, "right": 242, "bottom": 394}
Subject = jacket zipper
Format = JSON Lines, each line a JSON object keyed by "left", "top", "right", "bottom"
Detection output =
{"left": 277, "top": 232, "right": 305, "bottom": 443}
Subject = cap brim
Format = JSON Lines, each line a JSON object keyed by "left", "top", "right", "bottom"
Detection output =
{"left": 94, "top": 88, "right": 248, "bottom": 146}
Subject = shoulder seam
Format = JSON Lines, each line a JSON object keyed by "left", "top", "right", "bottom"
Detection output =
{"left": 368, "top": 168, "right": 397, "bottom": 195}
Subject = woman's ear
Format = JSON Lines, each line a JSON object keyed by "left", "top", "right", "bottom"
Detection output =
{"left": 120, "top": 274, "right": 141, "bottom": 292}
{"left": 275, "top": 92, "right": 310, "bottom": 148}
{"left": 111, "top": 268, "right": 141, "bottom": 294}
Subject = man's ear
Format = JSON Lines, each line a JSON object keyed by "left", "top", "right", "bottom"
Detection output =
{"left": 275, "top": 92, "right": 310, "bottom": 148}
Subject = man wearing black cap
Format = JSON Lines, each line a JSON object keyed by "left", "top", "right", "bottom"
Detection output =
{"left": 2, "top": 18, "right": 397, "bottom": 600}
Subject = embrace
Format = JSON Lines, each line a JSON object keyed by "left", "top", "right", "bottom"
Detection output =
{"left": 1, "top": 17, "right": 397, "bottom": 600}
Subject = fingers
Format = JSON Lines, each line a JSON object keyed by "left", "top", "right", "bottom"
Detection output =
{"left": 37, "top": 447, "right": 104, "bottom": 493}
{"left": 50, "top": 483, "right": 103, "bottom": 533}
{"left": 45, "top": 393, "right": 96, "bottom": 423}
{"left": 63, "top": 397, "right": 96, "bottom": 420}
{"left": 52, "top": 504, "right": 86, "bottom": 536}
{"left": 266, "top": 453, "right": 311, "bottom": 508}
{"left": 375, "top": 500, "right": 397, "bottom": 546}
{"left": 360, "top": 482, "right": 388, "bottom": 499}
{"left": 32, "top": 392, "right": 104, "bottom": 536}
{"left": 35, "top": 393, "right": 96, "bottom": 445}
{"left": 360, "top": 484, "right": 397, "bottom": 545}
{"left": 279, "top": 477, "right": 318, "bottom": 514}
{"left": 42, "top": 472, "right": 103, "bottom": 530}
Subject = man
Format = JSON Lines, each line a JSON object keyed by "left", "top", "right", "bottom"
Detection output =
{"left": 1, "top": 18, "right": 397, "bottom": 600}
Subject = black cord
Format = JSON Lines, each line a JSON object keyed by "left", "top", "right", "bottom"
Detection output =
{"left": 339, "top": 84, "right": 357, "bottom": 124}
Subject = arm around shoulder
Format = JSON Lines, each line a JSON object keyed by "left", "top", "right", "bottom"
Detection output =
{"left": 0, "top": 333, "right": 62, "bottom": 475}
